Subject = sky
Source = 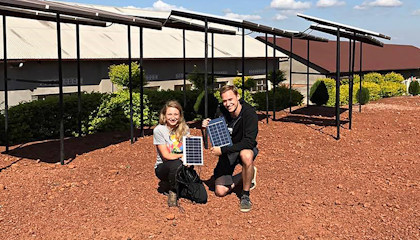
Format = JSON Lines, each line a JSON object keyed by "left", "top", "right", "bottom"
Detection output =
{"left": 60, "top": 0, "right": 420, "bottom": 47}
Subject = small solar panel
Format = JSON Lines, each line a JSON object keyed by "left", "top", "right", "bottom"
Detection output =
{"left": 182, "top": 136, "right": 203, "bottom": 165}
{"left": 206, "top": 117, "right": 233, "bottom": 148}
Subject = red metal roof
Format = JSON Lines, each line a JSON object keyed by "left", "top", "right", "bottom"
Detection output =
{"left": 258, "top": 37, "right": 420, "bottom": 74}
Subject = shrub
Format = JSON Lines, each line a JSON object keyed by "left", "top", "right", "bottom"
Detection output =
{"left": 85, "top": 90, "right": 151, "bottom": 134}
{"left": 109, "top": 62, "right": 147, "bottom": 89}
{"left": 193, "top": 91, "right": 219, "bottom": 119}
{"left": 0, "top": 92, "right": 103, "bottom": 145}
{"left": 380, "top": 81, "right": 406, "bottom": 98}
{"left": 325, "top": 84, "right": 353, "bottom": 107}
{"left": 310, "top": 81, "right": 329, "bottom": 106}
{"left": 408, "top": 80, "right": 420, "bottom": 95}
{"left": 384, "top": 72, "right": 404, "bottom": 83}
{"left": 187, "top": 65, "right": 214, "bottom": 90}
{"left": 356, "top": 87, "right": 370, "bottom": 105}
{"left": 144, "top": 89, "right": 201, "bottom": 122}
{"left": 360, "top": 82, "right": 381, "bottom": 101}
{"left": 268, "top": 69, "right": 287, "bottom": 86}
{"left": 364, "top": 72, "right": 384, "bottom": 84}
{"left": 233, "top": 76, "right": 256, "bottom": 90}
{"left": 252, "top": 85, "right": 303, "bottom": 111}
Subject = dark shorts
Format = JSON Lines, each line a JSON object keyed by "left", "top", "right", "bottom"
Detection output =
{"left": 214, "top": 147, "right": 258, "bottom": 186}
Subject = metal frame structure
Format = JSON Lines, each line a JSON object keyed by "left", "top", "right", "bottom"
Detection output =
{"left": 258, "top": 34, "right": 328, "bottom": 119}
{"left": 170, "top": 9, "right": 326, "bottom": 121}
{"left": 1, "top": 0, "right": 162, "bottom": 164}
{"left": 298, "top": 13, "right": 389, "bottom": 139}
{"left": 138, "top": 14, "right": 236, "bottom": 126}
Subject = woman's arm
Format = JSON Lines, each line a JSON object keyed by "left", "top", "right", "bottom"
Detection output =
{"left": 156, "top": 144, "right": 183, "bottom": 160}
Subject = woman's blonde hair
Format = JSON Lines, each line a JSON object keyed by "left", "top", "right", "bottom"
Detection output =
{"left": 159, "top": 100, "right": 189, "bottom": 141}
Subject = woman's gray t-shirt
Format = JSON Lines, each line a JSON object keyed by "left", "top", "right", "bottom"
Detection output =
{"left": 153, "top": 124, "right": 189, "bottom": 168}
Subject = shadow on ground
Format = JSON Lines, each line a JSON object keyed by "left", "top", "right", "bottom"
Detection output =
{"left": 3, "top": 129, "right": 153, "bottom": 164}
{"left": 277, "top": 105, "right": 349, "bottom": 127}
{"left": 289, "top": 105, "right": 348, "bottom": 118}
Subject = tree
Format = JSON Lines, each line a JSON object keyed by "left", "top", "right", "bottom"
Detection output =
{"left": 108, "top": 62, "right": 147, "bottom": 88}
{"left": 310, "top": 81, "right": 329, "bottom": 106}
{"left": 233, "top": 76, "right": 257, "bottom": 90}
{"left": 187, "top": 65, "right": 213, "bottom": 90}
{"left": 268, "top": 69, "right": 287, "bottom": 86}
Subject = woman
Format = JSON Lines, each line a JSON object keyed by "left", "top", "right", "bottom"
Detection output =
{"left": 153, "top": 100, "right": 189, "bottom": 207}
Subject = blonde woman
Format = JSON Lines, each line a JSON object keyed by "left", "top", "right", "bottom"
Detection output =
{"left": 153, "top": 100, "right": 189, "bottom": 207}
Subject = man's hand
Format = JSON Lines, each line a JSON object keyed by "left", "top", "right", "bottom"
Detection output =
{"left": 202, "top": 118, "right": 211, "bottom": 129}
{"left": 210, "top": 147, "right": 222, "bottom": 156}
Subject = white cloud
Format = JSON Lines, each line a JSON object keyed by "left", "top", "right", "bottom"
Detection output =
{"left": 316, "top": 0, "right": 346, "bottom": 8}
{"left": 146, "top": 0, "right": 186, "bottom": 11}
{"left": 224, "top": 12, "right": 262, "bottom": 21}
{"left": 270, "top": 0, "right": 311, "bottom": 10}
{"left": 354, "top": 0, "right": 403, "bottom": 10}
{"left": 413, "top": 9, "right": 420, "bottom": 16}
{"left": 369, "top": 0, "right": 403, "bottom": 7}
{"left": 274, "top": 14, "right": 288, "bottom": 20}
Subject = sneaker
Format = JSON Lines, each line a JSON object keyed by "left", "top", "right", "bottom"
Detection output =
{"left": 250, "top": 166, "right": 257, "bottom": 191}
{"left": 167, "top": 190, "right": 178, "bottom": 207}
{"left": 239, "top": 194, "right": 252, "bottom": 212}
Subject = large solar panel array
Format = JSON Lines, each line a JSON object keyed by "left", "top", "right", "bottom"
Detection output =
{"left": 182, "top": 136, "right": 203, "bottom": 165}
{"left": 206, "top": 117, "right": 233, "bottom": 148}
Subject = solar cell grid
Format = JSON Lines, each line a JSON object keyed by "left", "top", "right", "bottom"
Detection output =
{"left": 183, "top": 136, "right": 203, "bottom": 165}
{"left": 206, "top": 117, "right": 233, "bottom": 148}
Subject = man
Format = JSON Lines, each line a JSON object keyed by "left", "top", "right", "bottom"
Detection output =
{"left": 202, "top": 85, "right": 258, "bottom": 212}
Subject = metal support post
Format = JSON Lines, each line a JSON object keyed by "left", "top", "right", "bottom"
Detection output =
{"left": 56, "top": 14, "right": 65, "bottom": 164}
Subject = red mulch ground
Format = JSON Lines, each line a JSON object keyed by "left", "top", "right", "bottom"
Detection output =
{"left": 0, "top": 96, "right": 419, "bottom": 240}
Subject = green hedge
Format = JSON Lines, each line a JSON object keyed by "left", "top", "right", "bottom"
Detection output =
{"left": 145, "top": 89, "right": 201, "bottom": 121}
{"left": 364, "top": 72, "right": 384, "bottom": 84}
{"left": 252, "top": 85, "right": 303, "bottom": 111}
{"left": 310, "top": 73, "right": 406, "bottom": 107}
{"left": 380, "top": 81, "right": 406, "bottom": 98}
{"left": 384, "top": 72, "right": 404, "bottom": 83}
{"left": 84, "top": 90, "right": 152, "bottom": 134}
{"left": 0, "top": 92, "right": 103, "bottom": 145}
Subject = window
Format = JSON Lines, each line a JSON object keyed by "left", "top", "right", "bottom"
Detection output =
{"left": 174, "top": 84, "right": 192, "bottom": 91}
{"left": 214, "top": 81, "right": 227, "bottom": 90}
{"left": 250, "top": 79, "right": 267, "bottom": 92}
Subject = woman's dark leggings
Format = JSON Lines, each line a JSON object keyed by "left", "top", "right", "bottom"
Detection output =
{"left": 155, "top": 160, "right": 182, "bottom": 192}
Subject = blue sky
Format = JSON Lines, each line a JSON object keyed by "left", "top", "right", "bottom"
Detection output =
{"left": 62, "top": 0, "right": 420, "bottom": 47}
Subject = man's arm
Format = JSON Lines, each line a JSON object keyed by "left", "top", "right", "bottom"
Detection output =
{"left": 221, "top": 109, "right": 258, "bottom": 154}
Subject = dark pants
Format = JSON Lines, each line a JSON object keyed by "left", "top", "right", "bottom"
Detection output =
{"left": 214, "top": 147, "right": 258, "bottom": 186}
{"left": 155, "top": 160, "right": 183, "bottom": 192}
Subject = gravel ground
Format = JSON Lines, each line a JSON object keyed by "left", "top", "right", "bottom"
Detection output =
{"left": 0, "top": 96, "right": 419, "bottom": 240}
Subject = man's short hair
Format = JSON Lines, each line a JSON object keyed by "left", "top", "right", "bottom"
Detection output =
{"left": 219, "top": 85, "right": 238, "bottom": 96}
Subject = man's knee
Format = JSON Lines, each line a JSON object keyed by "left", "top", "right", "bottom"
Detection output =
{"left": 240, "top": 149, "right": 254, "bottom": 166}
{"left": 214, "top": 185, "right": 229, "bottom": 197}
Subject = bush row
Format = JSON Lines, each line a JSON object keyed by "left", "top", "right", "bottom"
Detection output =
{"left": 0, "top": 93, "right": 103, "bottom": 145}
{"left": 252, "top": 85, "right": 304, "bottom": 111}
{"left": 311, "top": 72, "right": 407, "bottom": 106}
{"left": 1, "top": 85, "right": 304, "bottom": 145}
